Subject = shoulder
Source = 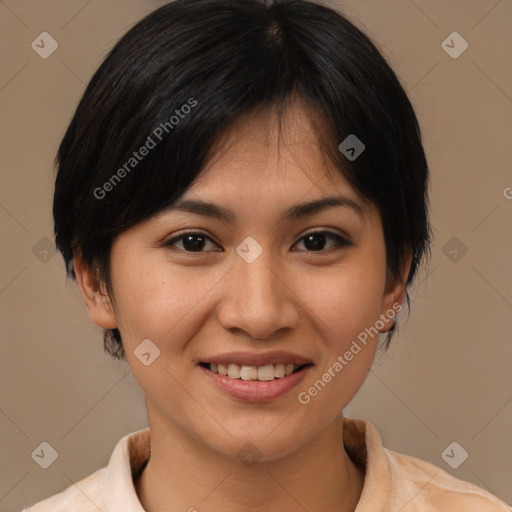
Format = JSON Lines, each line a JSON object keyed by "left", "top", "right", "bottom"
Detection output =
{"left": 343, "top": 417, "right": 511, "bottom": 511}
{"left": 384, "top": 448, "right": 512, "bottom": 511}
{"left": 20, "top": 427, "right": 150, "bottom": 512}
{"left": 22, "top": 467, "right": 107, "bottom": 512}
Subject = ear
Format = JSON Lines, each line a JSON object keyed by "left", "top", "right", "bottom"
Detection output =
{"left": 379, "top": 248, "right": 413, "bottom": 333}
{"left": 73, "top": 253, "right": 118, "bottom": 330}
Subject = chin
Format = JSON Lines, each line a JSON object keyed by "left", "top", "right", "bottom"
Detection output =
{"left": 203, "top": 422, "right": 311, "bottom": 463}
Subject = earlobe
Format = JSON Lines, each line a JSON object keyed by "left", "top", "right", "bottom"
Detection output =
{"left": 379, "top": 249, "right": 413, "bottom": 333}
{"left": 73, "top": 254, "right": 118, "bottom": 330}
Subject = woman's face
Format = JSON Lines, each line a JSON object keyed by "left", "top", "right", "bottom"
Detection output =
{"left": 78, "top": 103, "right": 408, "bottom": 461}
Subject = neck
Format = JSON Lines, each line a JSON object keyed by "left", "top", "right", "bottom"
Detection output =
{"left": 134, "top": 412, "right": 365, "bottom": 512}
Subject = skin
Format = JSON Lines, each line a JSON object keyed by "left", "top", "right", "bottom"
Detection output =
{"left": 74, "top": 100, "right": 411, "bottom": 512}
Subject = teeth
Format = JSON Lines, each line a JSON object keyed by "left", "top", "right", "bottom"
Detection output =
{"left": 207, "top": 362, "right": 305, "bottom": 380}
{"left": 257, "top": 364, "right": 274, "bottom": 381}
{"left": 228, "top": 363, "right": 240, "bottom": 379}
{"left": 240, "top": 365, "right": 258, "bottom": 380}
{"left": 274, "top": 363, "right": 285, "bottom": 378}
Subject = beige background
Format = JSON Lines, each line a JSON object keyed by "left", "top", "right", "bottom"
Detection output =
{"left": 1, "top": 0, "right": 511, "bottom": 510}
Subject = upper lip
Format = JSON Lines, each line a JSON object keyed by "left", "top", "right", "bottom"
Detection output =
{"left": 199, "top": 351, "right": 313, "bottom": 367}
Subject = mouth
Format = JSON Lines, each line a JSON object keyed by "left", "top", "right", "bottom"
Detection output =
{"left": 198, "top": 362, "right": 313, "bottom": 381}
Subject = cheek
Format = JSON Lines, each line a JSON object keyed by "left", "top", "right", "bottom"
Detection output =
{"left": 295, "top": 280, "right": 381, "bottom": 424}
{"left": 109, "top": 256, "right": 209, "bottom": 409}
{"left": 109, "top": 254, "right": 221, "bottom": 355}
{"left": 111, "top": 268, "right": 176, "bottom": 348}
{"left": 300, "top": 254, "right": 386, "bottom": 345}
{"left": 292, "top": 252, "right": 385, "bottom": 413}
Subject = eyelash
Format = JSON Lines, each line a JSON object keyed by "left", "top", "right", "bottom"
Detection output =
{"left": 163, "top": 230, "right": 351, "bottom": 253}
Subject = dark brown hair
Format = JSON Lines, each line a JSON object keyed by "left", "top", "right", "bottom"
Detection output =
{"left": 53, "top": 0, "right": 431, "bottom": 360}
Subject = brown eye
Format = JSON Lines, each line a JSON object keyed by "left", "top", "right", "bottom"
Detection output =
{"left": 293, "top": 231, "right": 350, "bottom": 252}
{"left": 164, "top": 232, "right": 220, "bottom": 252}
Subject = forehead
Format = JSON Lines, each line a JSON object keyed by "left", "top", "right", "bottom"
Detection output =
{"left": 186, "top": 100, "right": 361, "bottom": 203}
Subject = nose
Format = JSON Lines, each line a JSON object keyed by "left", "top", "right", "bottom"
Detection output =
{"left": 215, "top": 247, "right": 301, "bottom": 340}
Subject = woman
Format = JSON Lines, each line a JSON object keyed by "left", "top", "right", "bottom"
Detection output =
{"left": 24, "top": 0, "right": 511, "bottom": 510}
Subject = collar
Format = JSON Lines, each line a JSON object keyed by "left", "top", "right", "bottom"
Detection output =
{"left": 100, "top": 417, "right": 390, "bottom": 511}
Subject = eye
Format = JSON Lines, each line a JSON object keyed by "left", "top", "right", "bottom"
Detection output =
{"left": 292, "top": 230, "right": 350, "bottom": 252}
{"left": 163, "top": 229, "right": 350, "bottom": 253}
{"left": 164, "top": 232, "right": 221, "bottom": 253}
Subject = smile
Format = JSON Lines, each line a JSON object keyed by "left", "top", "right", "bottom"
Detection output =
{"left": 199, "top": 362, "right": 312, "bottom": 381}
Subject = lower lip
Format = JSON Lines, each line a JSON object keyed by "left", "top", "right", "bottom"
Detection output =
{"left": 199, "top": 365, "right": 312, "bottom": 402}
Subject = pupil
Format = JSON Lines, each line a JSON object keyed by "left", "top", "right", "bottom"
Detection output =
{"left": 184, "top": 235, "right": 205, "bottom": 251}
{"left": 304, "top": 233, "right": 326, "bottom": 251}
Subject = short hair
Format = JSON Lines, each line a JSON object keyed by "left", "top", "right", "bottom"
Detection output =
{"left": 53, "top": 0, "right": 432, "bottom": 361}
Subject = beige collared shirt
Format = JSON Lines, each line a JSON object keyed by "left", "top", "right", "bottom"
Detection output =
{"left": 23, "top": 417, "right": 512, "bottom": 511}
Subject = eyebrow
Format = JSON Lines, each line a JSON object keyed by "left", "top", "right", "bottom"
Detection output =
{"left": 161, "top": 195, "right": 366, "bottom": 223}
